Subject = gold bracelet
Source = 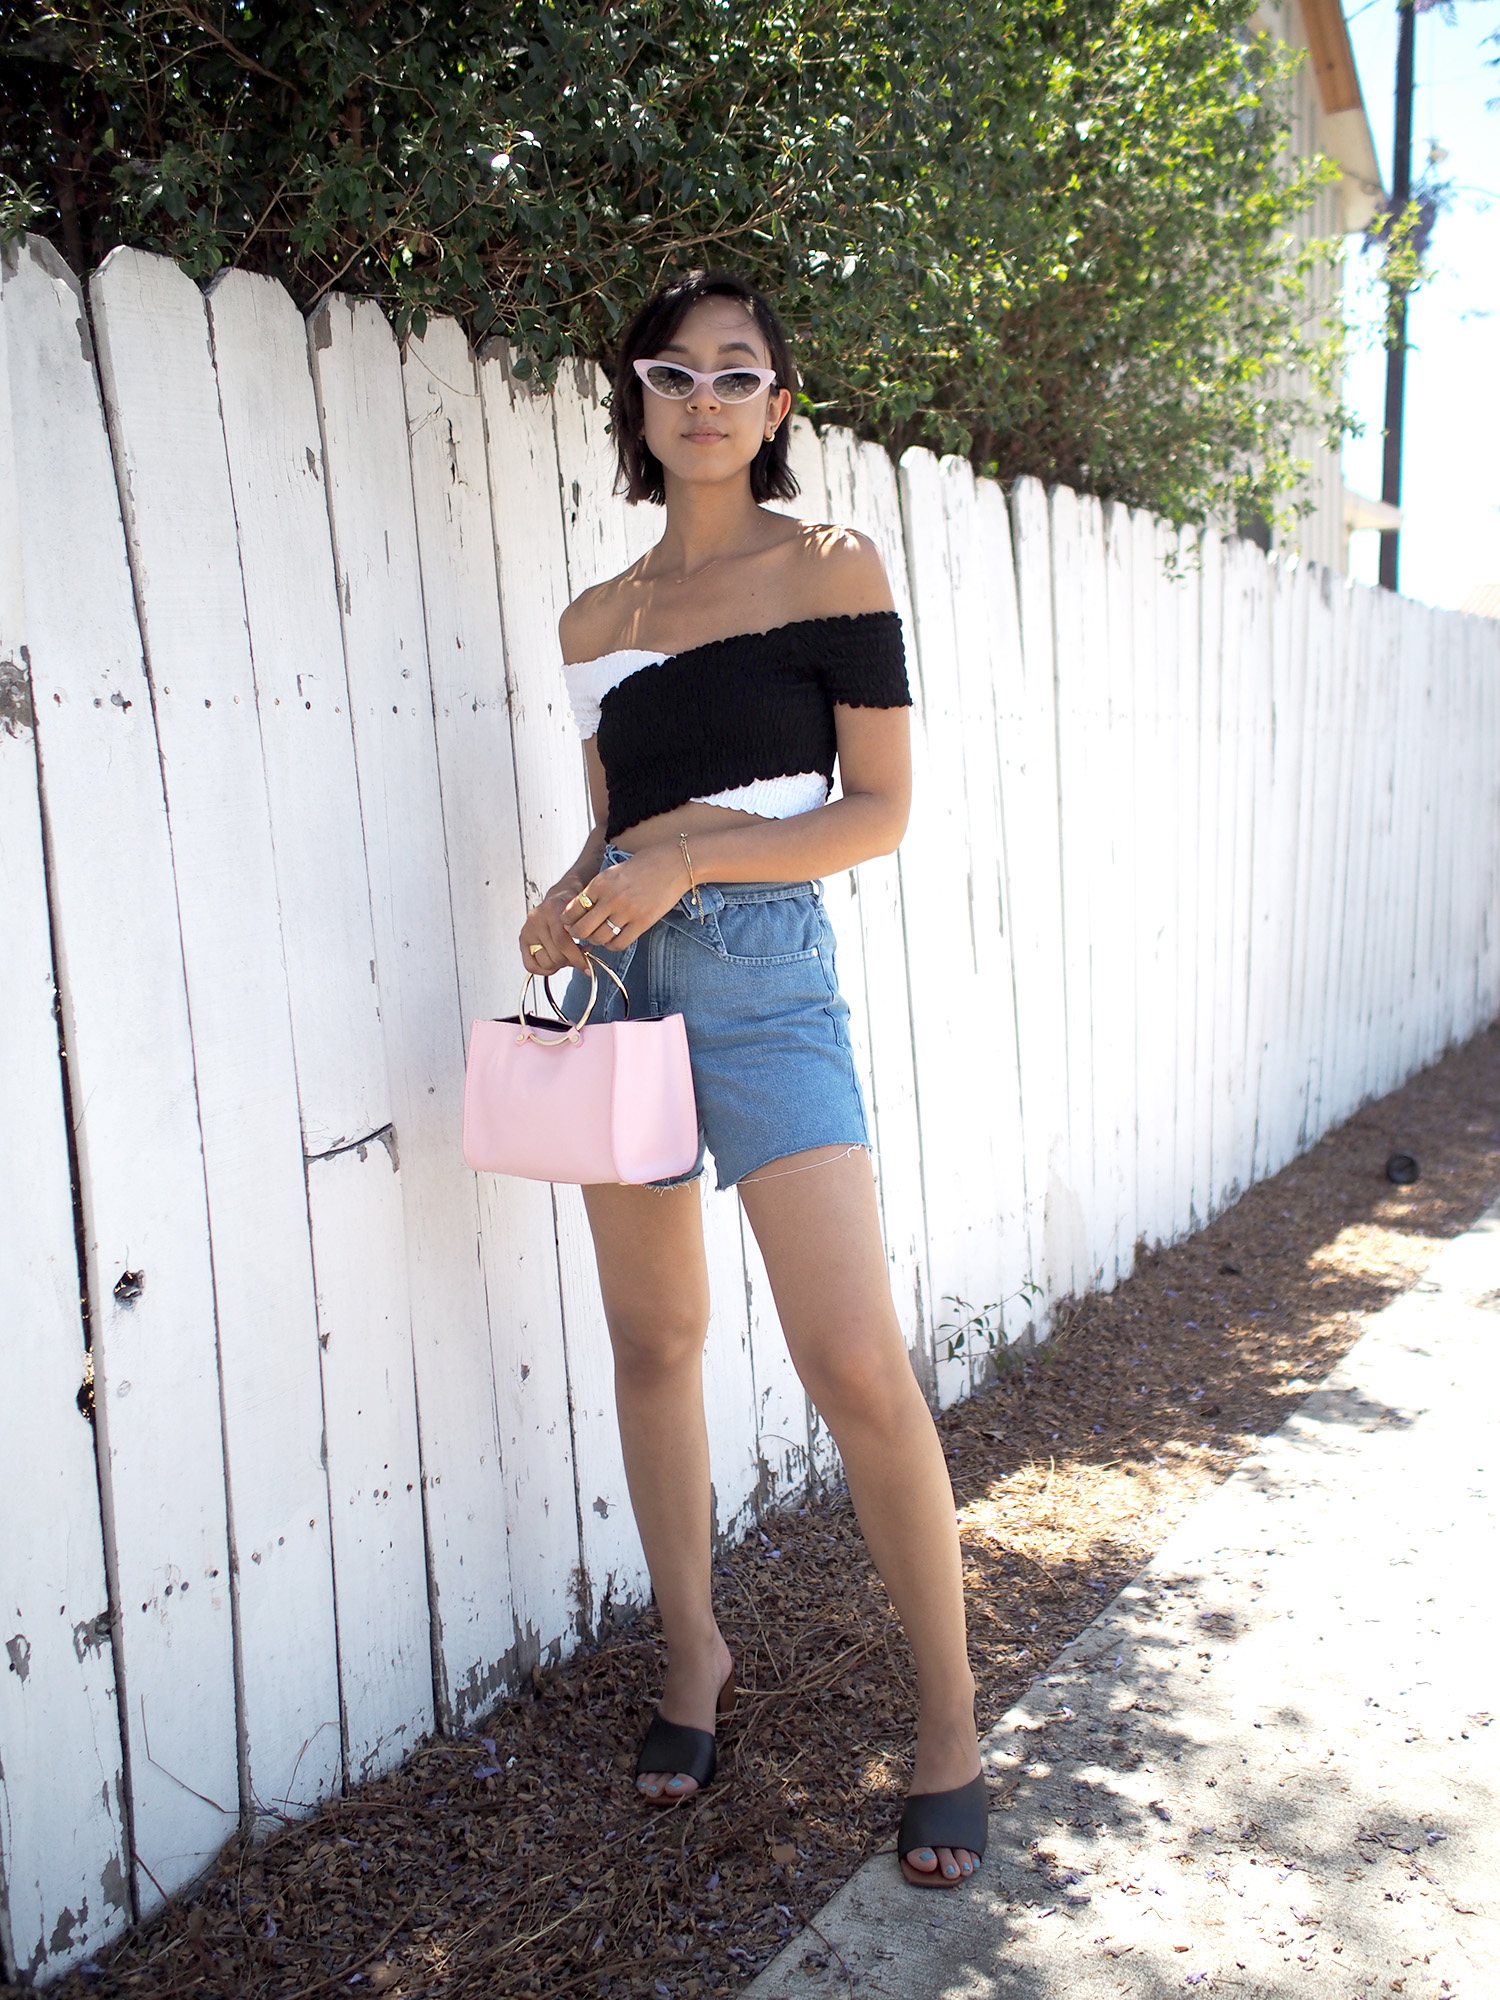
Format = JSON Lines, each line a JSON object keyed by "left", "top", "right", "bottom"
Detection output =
{"left": 678, "top": 832, "right": 704, "bottom": 920}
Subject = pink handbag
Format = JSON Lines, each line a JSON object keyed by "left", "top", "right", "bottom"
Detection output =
{"left": 462, "top": 955, "right": 699, "bottom": 1185}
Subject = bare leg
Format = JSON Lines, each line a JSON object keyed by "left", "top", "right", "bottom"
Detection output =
{"left": 739, "top": 1145, "right": 981, "bottom": 1882}
{"left": 581, "top": 1178, "right": 732, "bottom": 1800}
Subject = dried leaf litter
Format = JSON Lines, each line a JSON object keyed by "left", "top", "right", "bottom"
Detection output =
{"left": 20, "top": 1025, "right": 1499, "bottom": 2000}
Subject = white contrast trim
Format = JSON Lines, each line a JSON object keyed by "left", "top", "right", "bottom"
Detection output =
{"left": 560, "top": 648, "right": 829, "bottom": 820}
{"left": 561, "top": 648, "right": 665, "bottom": 739}
{"left": 691, "top": 772, "right": 829, "bottom": 819}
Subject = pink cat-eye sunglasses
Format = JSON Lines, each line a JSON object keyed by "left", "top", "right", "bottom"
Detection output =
{"left": 632, "top": 358, "right": 779, "bottom": 403}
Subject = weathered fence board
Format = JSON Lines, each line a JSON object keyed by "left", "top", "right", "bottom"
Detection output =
{"left": 1213, "top": 538, "right": 1252, "bottom": 1212}
{"left": 1101, "top": 503, "right": 1141, "bottom": 1282}
{"left": 302, "top": 1138, "right": 427, "bottom": 1778}
{"left": 6, "top": 243, "right": 1499, "bottom": 1979}
{"left": 899, "top": 448, "right": 990, "bottom": 1405}
{"left": 1193, "top": 530, "right": 1224, "bottom": 1225}
{"left": 401, "top": 317, "right": 578, "bottom": 1697}
{"left": 472, "top": 343, "right": 591, "bottom": 1665}
{"left": 1008, "top": 478, "right": 1076, "bottom": 1294}
{"left": 1169, "top": 530, "right": 1201, "bottom": 1241}
{"left": 309, "top": 291, "right": 478, "bottom": 1768}
{"left": 0, "top": 262, "right": 130, "bottom": 1985}
{"left": 92, "top": 244, "right": 306, "bottom": 1897}
{"left": 206, "top": 269, "right": 389, "bottom": 1153}
{"left": 821, "top": 427, "right": 932, "bottom": 1377}
{"left": 98, "top": 248, "right": 349, "bottom": 1822}
{"left": 1240, "top": 543, "right": 1277, "bottom": 1188}
{"left": 1128, "top": 511, "right": 1167, "bottom": 1249}
{"left": 400, "top": 315, "right": 542, "bottom": 1723}
{"left": 967, "top": 477, "right": 1033, "bottom": 1337}
{"left": 206, "top": 263, "right": 388, "bottom": 1807}
{"left": 1051, "top": 484, "right": 1102, "bottom": 1292}
{"left": 4, "top": 239, "right": 239, "bottom": 1940}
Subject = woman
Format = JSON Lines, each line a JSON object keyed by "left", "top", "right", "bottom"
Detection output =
{"left": 517, "top": 270, "right": 985, "bottom": 1887}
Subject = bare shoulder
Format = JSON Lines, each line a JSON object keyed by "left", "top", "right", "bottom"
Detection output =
{"left": 786, "top": 522, "right": 895, "bottom": 617}
{"left": 558, "top": 567, "right": 642, "bottom": 664}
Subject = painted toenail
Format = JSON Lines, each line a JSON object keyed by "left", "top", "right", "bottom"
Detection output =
{"left": 945, "top": 1863, "right": 957, "bottom": 1876}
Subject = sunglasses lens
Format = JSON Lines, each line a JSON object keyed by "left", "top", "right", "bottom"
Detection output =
{"left": 713, "top": 371, "right": 770, "bottom": 401}
{"left": 642, "top": 364, "right": 695, "bottom": 397}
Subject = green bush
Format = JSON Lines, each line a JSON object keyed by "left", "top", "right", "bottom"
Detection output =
{"left": 0, "top": 0, "right": 1342, "bottom": 524}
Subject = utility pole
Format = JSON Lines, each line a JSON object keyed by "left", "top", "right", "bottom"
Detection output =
{"left": 1379, "top": 0, "right": 1415, "bottom": 592}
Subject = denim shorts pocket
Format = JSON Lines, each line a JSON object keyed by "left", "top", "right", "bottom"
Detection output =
{"left": 712, "top": 895, "right": 824, "bottom": 968}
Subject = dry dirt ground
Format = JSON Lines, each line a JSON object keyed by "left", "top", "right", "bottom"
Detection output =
{"left": 17, "top": 1024, "right": 1500, "bottom": 2000}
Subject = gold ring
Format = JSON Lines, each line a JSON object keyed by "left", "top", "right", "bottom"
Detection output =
{"left": 528, "top": 943, "right": 544, "bottom": 956}
{"left": 575, "top": 891, "right": 594, "bottom": 911}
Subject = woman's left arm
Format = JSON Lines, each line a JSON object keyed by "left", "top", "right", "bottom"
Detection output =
{"left": 682, "top": 704, "right": 912, "bottom": 880}
{"left": 562, "top": 709, "right": 911, "bottom": 949}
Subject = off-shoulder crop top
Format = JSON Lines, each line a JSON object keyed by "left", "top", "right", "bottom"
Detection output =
{"left": 560, "top": 610, "right": 911, "bottom": 840}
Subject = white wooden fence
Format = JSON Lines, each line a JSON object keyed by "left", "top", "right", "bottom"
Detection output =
{"left": 2, "top": 233, "right": 1497, "bottom": 1983}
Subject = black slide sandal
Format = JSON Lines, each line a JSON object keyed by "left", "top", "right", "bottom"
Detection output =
{"left": 897, "top": 1773, "right": 989, "bottom": 1886}
{"left": 635, "top": 1666, "right": 736, "bottom": 1803}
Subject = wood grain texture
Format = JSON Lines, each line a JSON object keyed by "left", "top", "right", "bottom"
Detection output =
{"left": 1051, "top": 484, "right": 1101, "bottom": 1293}
{"left": 475, "top": 347, "right": 604, "bottom": 1654}
{"left": 311, "top": 290, "right": 496, "bottom": 1764}
{"left": 1101, "top": 503, "right": 1141, "bottom": 1284}
{"left": 1166, "top": 527, "right": 1199, "bottom": 1244}
{"left": 400, "top": 315, "right": 559, "bottom": 1722}
{"left": 970, "top": 478, "right": 1034, "bottom": 1333}
{"left": 1192, "top": 531, "right": 1223, "bottom": 1224}
{"left": 304, "top": 1139, "right": 428, "bottom": 1782}
{"left": 5, "top": 237, "right": 241, "bottom": 1924}
{"left": 1240, "top": 543, "right": 1277, "bottom": 1194}
{"left": 205, "top": 269, "right": 387, "bottom": 1153}
{"left": 1213, "top": 538, "right": 1253, "bottom": 1212}
{"left": 404, "top": 317, "right": 579, "bottom": 1699}
{"left": 208, "top": 264, "right": 395, "bottom": 1808}
{"left": 92, "top": 242, "right": 329, "bottom": 1889}
{"left": 0, "top": 263, "right": 130, "bottom": 1981}
{"left": 1130, "top": 511, "right": 1170, "bottom": 1250}
{"left": 898, "top": 447, "right": 984, "bottom": 1406}
{"left": 1008, "top": 478, "right": 1074, "bottom": 1309}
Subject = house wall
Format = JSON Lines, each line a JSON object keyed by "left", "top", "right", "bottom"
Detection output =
{"left": 1262, "top": 0, "right": 1387, "bottom": 572}
{"left": 4, "top": 236, "right": 1498, "bottom": 1983}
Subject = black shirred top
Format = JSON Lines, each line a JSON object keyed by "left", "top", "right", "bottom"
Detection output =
{"left": 564, "top": 611, "right": 911, "bottom": 840}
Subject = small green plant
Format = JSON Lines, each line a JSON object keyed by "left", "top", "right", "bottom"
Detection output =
{"left": 937, "top": 1284, "right": 1044, "bottom": 1365}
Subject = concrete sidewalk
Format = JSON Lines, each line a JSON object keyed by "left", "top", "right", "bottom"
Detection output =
{"left": 747, "top": 1201, "right": 1500, "bottom": 2000}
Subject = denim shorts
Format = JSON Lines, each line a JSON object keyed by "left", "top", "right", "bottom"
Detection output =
{"left": 561, "top": 844, "right": 869, "bottom": 1191}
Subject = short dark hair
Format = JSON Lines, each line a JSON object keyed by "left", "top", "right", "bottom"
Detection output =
{"left": 611, "top": 270, "right": 800, "bottom": 507}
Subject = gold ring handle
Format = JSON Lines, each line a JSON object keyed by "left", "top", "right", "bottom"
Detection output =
{"left": 513, "top": 952, "right": 629, "bottom": 1046}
